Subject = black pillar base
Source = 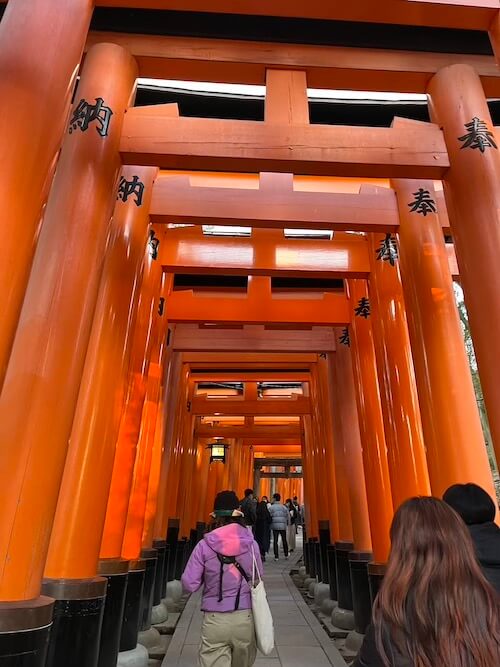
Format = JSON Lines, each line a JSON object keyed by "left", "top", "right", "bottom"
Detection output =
{"left": 152, "top": 541, "right": 166, "bottom": 606}
{"left": 313, "top": 540, "right": 322, "bottom": 581}
{"left": 0, "top": 597, "right": 54, "bottom": 666}
{"left": 318, "top": 521, "right": 330, "bottom": 584}
{"left": 139, "top": 549, "right": 158, "bottom": 632}
{"left": 303, "top": 537, "right": 310, "bottom": 573}
{"left": 42, "top": 577, "right": 107, "bottom": 667}
{"left": 349, "top": 551, "right": 373, "bottom": 635}
{"left": 120, "top": 559, "right": 145, "bottom": 652}
{"left": 335, "top": 541, "right": 354, "bottom": 611}
{"left": 308, "top": 538, "right": 318, "bottom": 578}
{"left": 166, "top": 519, "right": 180, "bottom": 582}
{"left": 97, "top": 559, "right": 129, "bottom": 667}
{"left": 175, "top": 539, "right": 188, "bottom": 580}
{"left": 326, "top": 545, "right": 338, "bottom": 601}
{"left": 368, "top": 563, "right": 386, "bottom": 604}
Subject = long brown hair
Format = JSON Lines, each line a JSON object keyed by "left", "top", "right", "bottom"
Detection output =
{"left": 373, "top": 497, "right": 500, "bottom": 667}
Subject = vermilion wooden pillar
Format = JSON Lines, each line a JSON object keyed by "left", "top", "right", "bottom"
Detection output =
{"left": 100, "top": 243, "right": 164, "bottom": 561}
{"left": 152, "top": 353, "right": 184, "bottom": 540}
{"left": 121, "top": 285, "right": 171, "bottom": 562}
{"left": 393, "top": 178, "right": 497, "bottom": 503}
{"left": 368, "top": 232, "right": 431, "bottom": 507}
{"left": 316, "top": 358, "right": 342, "bottom": 543}
{"left": 42, "top": 166, "right": 156, "bottom": 667}
{"left": 331, "top": 343, "right": 372, "bottom": 554}
{"left": 0, "top": 44, "right": 136, "bottom": 605}
{"left": 428, "top": 65, "right": 500, "bottom": 472}
{"left": 346, "top": 279, "right": 393, "bottom": 565}
{"left": 302, "top": 417, "right": 319, "bottom": 539}
{"left": 0, "top": 42, "right": 136, "bottom": 664}
{"left": 0, "top": 0, "right": 93, "bottom": 391}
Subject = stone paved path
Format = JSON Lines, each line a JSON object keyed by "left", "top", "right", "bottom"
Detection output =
{"left": 162, "top": 535, "right": 347, "bottom": 667}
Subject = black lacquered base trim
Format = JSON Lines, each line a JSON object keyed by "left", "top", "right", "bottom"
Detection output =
{"left": 139, "top": 550, "right": 158, "bottom": 632}
{"left": 97, "top": 561, "right": 129, "bottom": 667}
{"left": 318, "top": 521, "right": 330, "bottom": 584}
{"left": 335, "top": 541, "right": 354, "bottom": 611}
{"left": 349, "top": 551, "right": 373, "bottom": 635}
{"left": 368, "top": 562, "right": 386, "bottom": 604}
{"left": 0, "top": 624, "right": 52, "bottom": 666}
{"left": 44, "top": 593, "right": 106, "bottom": 667}
{"left": 326, "top": 545, "right": 338, "bottom": 601}
{"left": 120, "top": 561, "right": 145, "bottom": 652}
{"left": 152, "top": 541, "right": 166, "bottom": 606}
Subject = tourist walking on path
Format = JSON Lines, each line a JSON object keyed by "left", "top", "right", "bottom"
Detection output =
{"left": 285, "top": 498, "right": 297, "bottom": 552}
{"left": 269, "top": 493, "right": 290, "bottom": 561}
{"left": 353, "top": 497, "right": 500, "bottom": 667}
{"left": 182, "top": 490, "right": 264, "bottom": 667}
{"left": 254, "top": 498, "right": 272, "bottom": 562}
{"left": 240, "top": 488, "right": 257, "bottom": 533}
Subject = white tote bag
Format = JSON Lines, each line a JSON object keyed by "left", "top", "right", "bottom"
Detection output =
{"left": 250, "top": 547, "right": 275, "bottom": 655}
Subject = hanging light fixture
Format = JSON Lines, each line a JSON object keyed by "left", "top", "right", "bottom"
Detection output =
{"left": 207, "top": 438, "right": 229, "bottom": 464}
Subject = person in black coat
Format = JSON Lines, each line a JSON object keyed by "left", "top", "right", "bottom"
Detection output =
{"left": 443, "top": 482, "right": 500, "bottom": 593}
{"left": 353, "top": 497, "right": 500, "bottom": 667}
{"left": 254, "top": 499, "right": 272, "bottom": 561}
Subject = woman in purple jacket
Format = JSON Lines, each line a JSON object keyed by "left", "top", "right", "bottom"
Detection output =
{"left": 182, "top": 490, "right": 264, "bottom": 667}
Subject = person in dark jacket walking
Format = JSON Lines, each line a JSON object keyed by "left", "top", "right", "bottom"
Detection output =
{"left": 269, "top": 493, "right": 290, "bottom": 561}
{"left": 443, "top": 482, "right": 500, "bottom": 592}
{"left": 240, "top": 488, "right": 257, "bottom": 531}
{"left": 353, "top": 497, "right": 500, "bottom": 667}
{"left": 254, "top": 499, "right": 272, "bottom": 561}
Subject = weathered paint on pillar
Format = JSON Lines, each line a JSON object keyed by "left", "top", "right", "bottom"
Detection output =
{"left": 332, "top": 344, "right": 372, "bottom": 552}
{"left": 0, "top": 44, "right": 137, "bottom": 601}
{"left": 100, "top": 237, "right": 164, "bottom": 559}
{"left": 368, "top": 232, "right": 431, "bottom": 507}
{"left": 346, "top": 279, "right": 393, "bottom": 563}
{"left": 393, "top": 178, "right": 497, "bottom": 503}
{"left": 0, "top": 0, "right": 93, "bottom": 389}
{"left": 44, "top": 167, "right": 157, "bottom": 580}
{"left": 428, "top": 65, "right": 500, "bottom": 471}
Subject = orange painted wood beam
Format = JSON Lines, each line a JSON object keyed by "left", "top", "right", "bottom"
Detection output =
{"left": 161, "top": 225, "right": 459, "bottom": 279}
{"left": 168, "top": 290, "right": 349, "bottom": 326}
{"left": 151, "top": 172, "right": 451, "bottom": 233}
{"left": 195, "top": 424, "right": 303, "bottom": 438}
{"left": 174, "top": 325, "right": 338, "bottom": 352}
{"left": 86, "top": 32, "right": 500, "bottom": 97}
{"left": 192, "top": 396, "right": 311, "bottom": 416}
{"left": 163, "top": 227, "right": 370, "bottom": 278}
{"left": 90, "top": 1, "right": 498, "bottom": 30}
{"left": 121, "top": 109, "right": 449, "bottom": 178}
{"left": 182, "top": 351, "right": 318, "bottom": 366}
{"left": 152, "top": 173, "right": 398, "bottom": 232}
{"left": 190, "top": 371, "right": 310, "bottom": 382}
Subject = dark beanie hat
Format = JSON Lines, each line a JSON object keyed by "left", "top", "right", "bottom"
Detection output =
{"left": 213, "top": 490, "right": 240, "bottom": 516}
{"left": 443, "top": 483, "right": 496, "bottom": 525}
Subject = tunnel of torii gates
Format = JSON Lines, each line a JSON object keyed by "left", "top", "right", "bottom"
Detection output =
{"left": 2, "top": 0, "right": 500, "bottom": 665}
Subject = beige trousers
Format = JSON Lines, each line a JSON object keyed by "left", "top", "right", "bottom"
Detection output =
{"left": 288, "top": 524, "right": 296, "bottom": 551}
{"left": 199, "top": 609, "right": 257, "bottom": 667}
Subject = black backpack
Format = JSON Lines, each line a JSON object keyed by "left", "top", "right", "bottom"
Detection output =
{"left": 214, "top": 552, "right": 250, "bottom": 611}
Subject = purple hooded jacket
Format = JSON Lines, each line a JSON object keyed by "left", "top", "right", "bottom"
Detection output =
{"left": 181, "top": 522, "right": 264, "bottom": 612}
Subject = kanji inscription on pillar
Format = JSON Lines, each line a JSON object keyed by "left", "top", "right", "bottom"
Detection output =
{"left": 117, "top": 175, "right": 145, "bottom": 207}
{"left": 458, "top": 117, "right": 497, "bottom": 153}
{"left": 69, "top": 97, "right": 113, "bottom": 137}
{"left": 354, "top": 297, "right": 371, "bottom": 319}
{"left": 376, "top": 234, "right": 398, "bottom": 265}
{"left": 148, "top": 229, "right": 160, "bottom": 260}
{"left": 339, "top": 327, "right": 350, "bottom": 346}
{"left": 408, "top": 188, "right": 437, "bottom": 216}
{"left": 158, "top": 297, "right": 165, "bottom": 316}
